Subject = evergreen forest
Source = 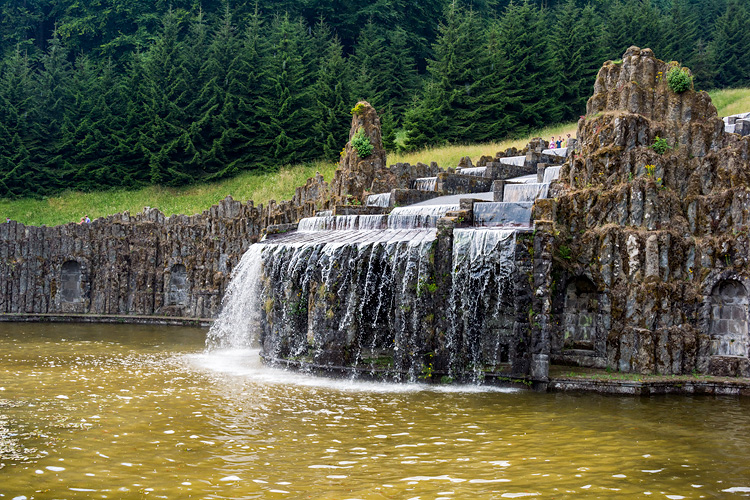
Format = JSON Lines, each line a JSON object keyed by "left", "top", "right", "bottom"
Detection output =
{"left": 0, "top": 0, "right": 748, "bottom": 198}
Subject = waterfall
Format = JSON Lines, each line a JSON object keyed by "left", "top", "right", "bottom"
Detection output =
{"left": 413, "top": 177, "right": 437, "bottom": 191}
{"left": 366, "top": 193, "right": 392, "bottom": 207}
{"left": 206, "top": 245, "right": 265, "bottom": 349}
{"left": 388, "top": 204, "right": 459, "bottom": 229}
{"left": 253, "top": 229, "right": 437, "bottom": 379}
{"left": 473, "top": 202, "right": 533, "bottom": 227}
{"left": 448, "top": 229, "right": 517, "bottom": 380}
{"left": 503, "top": 183, "right": 549, "bottom": 202}
{"left": 542, "top": 166, "right": 561, "bottom": 184}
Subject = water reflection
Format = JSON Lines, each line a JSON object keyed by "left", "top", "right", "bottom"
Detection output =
{"left": 1, "top": 323, "right": 749, "bottom": 499}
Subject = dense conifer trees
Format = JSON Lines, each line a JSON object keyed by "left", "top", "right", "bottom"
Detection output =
{"left": 0, "top": 0, "right": 747, "bottom": 197}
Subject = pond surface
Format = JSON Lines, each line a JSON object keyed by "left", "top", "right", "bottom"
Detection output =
{"left": 1, "top": 323, "right": 749, "bottom": 499}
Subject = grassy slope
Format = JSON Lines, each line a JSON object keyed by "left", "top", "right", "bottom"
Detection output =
{"left": 2, "top": 89, "right": 747, "bottom": 227}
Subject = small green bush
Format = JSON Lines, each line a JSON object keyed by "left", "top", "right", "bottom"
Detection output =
{"left": 351, "top": 127, "right": 374, "bottom": 157}
{"left": 651, "top": 136, "right": 671, "bottom": 155}
{"left": 666, "top": 67, "right": 692, "bottom": 93}
{"left": 350, "top": 102, "right": 366, "bottom": 116}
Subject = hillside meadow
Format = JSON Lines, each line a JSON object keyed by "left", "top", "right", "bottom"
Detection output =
{"left": 1, "top": 90, "right": 746, "bottom": 227}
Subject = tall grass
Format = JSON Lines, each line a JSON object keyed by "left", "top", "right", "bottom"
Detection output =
{"left": 709, "top": 88, "right": 750, "bottom": 118}
{"left": 2, "top": 88, "right": 748, "bottom": 227}
{"left": 390, "top": 122, "right": 578, "bottom": 168}
{"left": 1, "top": 161, "right": 338, "bottom": 227}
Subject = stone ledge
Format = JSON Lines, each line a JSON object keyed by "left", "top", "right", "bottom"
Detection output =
{"left": 0, "top": 313, "right": 212, "bottom": 328}
{"left": 549, "top": 366, "right": 750, "bottom": 396}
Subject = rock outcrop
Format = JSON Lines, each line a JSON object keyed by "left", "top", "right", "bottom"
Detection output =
{"left": 550, "top": 47, "right": 750, "bottom": 377}
{"left": 331, "top": 101, "right": 392, "bottom": 200}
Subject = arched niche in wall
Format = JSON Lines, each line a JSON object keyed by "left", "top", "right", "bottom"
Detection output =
{"left": 61, "top": 260, "right": 83, "bottom": 302}
{"left": 168, "top": 264, "right": 188, "bottom": 307}
{"left": 562, "top": 276, "right": 599, "bottom": 351}
{"left": 709, "top": 279, "right": 749, "bottom": 357}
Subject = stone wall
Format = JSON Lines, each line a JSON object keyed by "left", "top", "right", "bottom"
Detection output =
{"left": 0, "top": 198, "right": 266, "bottom": 318}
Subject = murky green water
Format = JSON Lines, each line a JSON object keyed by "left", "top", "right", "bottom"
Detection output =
{"left": 1, "top": 323, "right": 749, "bottom": 499}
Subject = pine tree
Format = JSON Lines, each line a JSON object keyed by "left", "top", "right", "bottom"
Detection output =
{"left": 217, "top": 5, "right": 269, "bottom": 175}
{"left": 0, "top": 45, "right": 35, "bottom": 197}
{"left": 142, "top": 10, "right": 195, "bottom": 186}
{"left": 690, "top": 38, "right": 716, "bottom": 90}
{"left": 496, "top": 1, "right": 561, "bottom": 135}
{"left": 382, "top": 26, "right": 420, "bottom": 125}
{"left": 116, "top": 51, "right": 152, "bottom": 187}
{"left": 67, "top": 58, "right": 127, "bottom": 190}
{"left": 710, "top": 0, "right": 750, "bottom": 89}
{"left": 551, "top": 0, "right": 605, "bottom": 121}
{"left": 350, "top": 19, "right": 388, "bottom": 107}
{"left": 312, "top": 24, "right": 351, "bottom": 162}
{"left": 194, "top": 5, "right": 242, "bottom": 178}
{"left": 661, "top": 0, "right": 698, "bottom": 64}
{"left": 471, "top": 23, "right": 511, "bottom": 142}
{"left": 603, "top": 0, "right": 664, "bottom": 60}
{"left": 29, "top": 31, "right": 74, "bottom": 195}
{"left": 403, "top": 3, "right": 483, "bottom": 149}
{"left": 260, "top": 14, "right": 317, "bottom": 166}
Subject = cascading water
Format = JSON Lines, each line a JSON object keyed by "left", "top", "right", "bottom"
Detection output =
{"left": 387, "top": 204, "right": 459, "bottom": 229}
{"left": 542, "top": 147, "right": 568, "bottom": 156}
{"left": 256, "top": 229, "right": 437, "bottom": 380}
{"left": 473, "top": 202, "right": 533, "bottom": 227}
{"left": 503, "top": 182, "right": 549, "bottom": 202}
{"left": 297, "top": 215, "right": 387, "bottom": 232}
{"left": 498, "top": 156, "right": 526, "bottom": 166}
{"left": 413, "top": 177, "right": 437, "bottom": 191}
{"left": 542, "top": 166, "right": 561, "bottom": 184}
{"left": 206, "top": 245, "right": 264, "bottom": 349}
{"left": 458, "top": 166, "right": 487, "bottom": 177}
{"left": 448, "top": 229, "right": 517, "bottom": 380}
{"left": 366, "top": 192, "right": 391, "bottom": 207}
{"left": 208, "top": 184, "right": 537, "bottom": 384}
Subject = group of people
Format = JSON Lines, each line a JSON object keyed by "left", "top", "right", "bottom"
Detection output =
{"left": 79, "top": 215, "right": 91, "bottom": 224}
{"left": 549, "top": 134, "right": 572, "bottom": 149}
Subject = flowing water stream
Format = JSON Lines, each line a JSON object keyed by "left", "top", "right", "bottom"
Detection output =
{"left": 2, "top": 323, "right": 750, "bottom": 499}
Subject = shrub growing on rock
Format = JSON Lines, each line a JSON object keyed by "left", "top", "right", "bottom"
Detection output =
{"left": 666, "top": 66, "right": 692, "bottom": 93}
{"left": 351, "top": 127, "right": 374, "bottom": 157}
{"left": 651, "top": 136, "right": 672, "bottom": 154}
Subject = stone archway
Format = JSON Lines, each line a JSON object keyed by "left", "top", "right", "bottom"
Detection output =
{"left": 709, "top": 279, "right": 749, "bottom": 357}
{"left": 60, "top": 260, "right": 83, "bottom": 303}
{"left": 562, "top": 277, "right": 599, "bottom": 351}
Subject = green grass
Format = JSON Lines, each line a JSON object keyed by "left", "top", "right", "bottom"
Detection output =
{"left": 3, "top": 88, "right": 749, "bottom": 227}
{"left": 1, "top": 161, "right": 339, "bottom": 227}
{"left": 708, "top": 88, "right": 750, "bottom": 117}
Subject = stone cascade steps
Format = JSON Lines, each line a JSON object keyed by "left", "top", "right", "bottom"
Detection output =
{"left": 473, "top": 202, "right": 534, "bottom": 228}
{"left": 542, "top": 166, "right": 561, "bottom": 184}
{"left": 413, "top": 177, "right": 438, "bottom": 191}
{"left": 366, "top": 193, "right": 392, "bottom": 207}
{"left": 455, "top": 166, "right": 487, "bottom": 177}
{"left": 498, "top": 155, "right": 526, "bottom": 167}
{"left": 723, "top": 112, "right": 750, "bottom": 136}
{"left": 542, "top": 147, "right": 570, "bottom": 157}
{"left": 298, "top": 214, "right": 388, "bottom": 232}
{"left": 470, "top": 167, "right": 560, "bottom": 228}
{"left": 503, "top": 183, "right": 549, "bottom": 203}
